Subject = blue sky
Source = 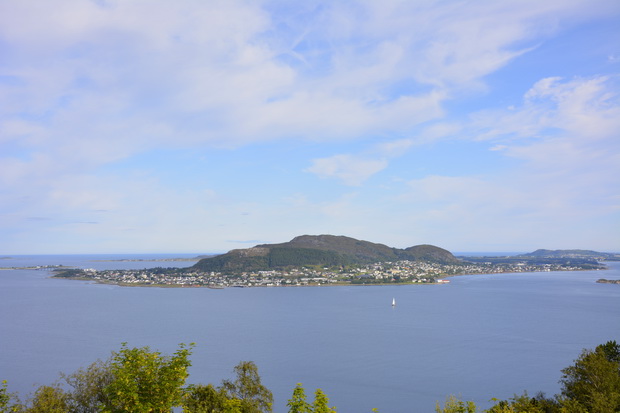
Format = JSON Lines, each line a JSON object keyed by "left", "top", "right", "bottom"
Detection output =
{"left": 1, "top": 0, "right": 619, "bottom": 254}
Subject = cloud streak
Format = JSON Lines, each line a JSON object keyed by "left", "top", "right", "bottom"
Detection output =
{"left": 396, "top": 75, "right": 620, "bottom": 250}
{"left": 0, "top": 0, "right": 619, "bottom": 253}
{"left": 306, "top": 155, "right": 388, "bottom": 186}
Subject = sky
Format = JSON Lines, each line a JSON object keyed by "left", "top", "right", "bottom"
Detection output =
{"left": 1, "top": 0, "right": 619, "bottom": 254}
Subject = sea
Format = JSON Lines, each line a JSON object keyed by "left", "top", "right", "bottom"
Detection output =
{"left": 1, "top": 254, "right": 619, "bottom": 412}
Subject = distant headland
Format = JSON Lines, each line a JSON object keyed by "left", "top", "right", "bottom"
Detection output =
{"left": 596, "top": 279, "right": 620, "bottom": 284}
{"left": 50, "top": 235, "right": 614, "bottom": 288}
{"left": 517, "top": 249, "right": 619, "bottom": 260}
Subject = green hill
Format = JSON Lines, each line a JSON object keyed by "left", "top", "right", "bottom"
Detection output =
{"left": 192, "top": 235, "right": 459, "bottom": 273}
{"left": 519, "top": 249, "right": 619, "bottom": 260}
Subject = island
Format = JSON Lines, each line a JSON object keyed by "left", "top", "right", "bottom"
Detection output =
{"left": 52, "top": 235, "right": 611, "bottom": 288}
{"left": 1, "top": 264, "right": 73, "bottom": 271}
{"left": 517, "top": 249, "right": 620, "bottom": 261}
{"left": 596, "top": 279, "right": 620, "bottom": 284}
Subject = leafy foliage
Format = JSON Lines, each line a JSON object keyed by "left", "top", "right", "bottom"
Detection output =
{"left": 221, "top": 361, "right": 273, "bottom": 413}
{"left": 61, "top": 359, "right": 113, "bottom": 413}
{"left": 182, "top": 361, "right": 272, "bottom": 413}
{"left": 23, "top": 385, "right": 69, "bottom": 413}
{"left": 559, "top": 340, "right": 620, "bottom": 412}
{"left": 286, "top": 384, "right": 335, "bottom": 413}
{"left": 486, "top": 392, "right": 557, "bottom": 412}
{"left": 435, "top": 395, "right": 477, "bottom": 413}
{"left": 5, "top": 340, "right": 620, "bottom": 413}
{"left": 0, "top": 381, "right": 10, "bottom": 411}
{"left": 182, "top": 383, "right": 238, "bottom": 413}
{"left": 311, "top": 389, "right": 336, "bottom": 413}
{"left": 1, "top": 380, "right": 19, "bottom": 413}
{"left": 442, "top": 341, "right": 620, "bottom": 413}
{"left": 287, "top": 384, "right": 311, "bottom": 413}
{"left": 102, "top": 343, "right": 193, "bottom": 412}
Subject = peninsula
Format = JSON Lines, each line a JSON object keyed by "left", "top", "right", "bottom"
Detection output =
{"left": 52, "top": 235, "right": 609, "bottom": 288}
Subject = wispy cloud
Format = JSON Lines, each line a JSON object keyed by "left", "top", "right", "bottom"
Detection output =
{"left": 3, "top": 0, "right": 604, "bottom": 156}
{"left": 0, "top": 0, "right": 618, "bottom": 252}
{"left": 306, "top": 155, "right": 388, "bottom": 186}
{"left": 395, "top": 75, "right": 620, "bottom": 250}
{"left": 305, "top": 136, "right": 423, "bottom": 185}
{"left": 472, "top": 75, "right": 620, "bottom": 174}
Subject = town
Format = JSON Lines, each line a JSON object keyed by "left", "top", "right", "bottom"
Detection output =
{"left": 53, "top": 259, "right": 604, "bottom": 288}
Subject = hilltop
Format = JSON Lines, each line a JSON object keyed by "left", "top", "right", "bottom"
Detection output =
{"left": 191, "top": 235, "right": 459, "bottom": 273}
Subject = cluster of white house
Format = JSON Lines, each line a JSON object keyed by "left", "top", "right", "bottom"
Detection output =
{"left": 59, "top": 259, "right": 596, "bottom": 288}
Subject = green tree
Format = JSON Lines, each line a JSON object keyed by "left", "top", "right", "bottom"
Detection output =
{"left": 599, "top": 340, "right": 620, "bottom": 363}
{"left": 221, "top": 361, "right": 272, "bottom": 413}
{"left": 1, "top": 380, "right": 20, "bottom": 413}
{"left": 287, "top": 384, "right": 336, "bottom": 413}
{"left": 182, "top": 384, "right": 241, "bottom": 413}
{"left": 436, "top": 395, "right": 477, "bottom": 413}
{"left": 287, "top": 384, "right": 311, "bottom": 413}
{"left": 23, "top": 385, "right": 69, "bottom": 413}
{"left": 486, "top": 392, "right": 551, "bottom": 413}
{"left": 102, "top": 343, "right": 193, "bottom": 413}
{"left": 559, "top": 340, "right": 620, "bottom": 412}
{"left": 312, "top": 389, "right": 336, "bottom": 413}
{"left": 61, "top": 359, "right": 113, "bottom": 412}
{"left": 1, "top": 381, "right": 11, "bottom": 412}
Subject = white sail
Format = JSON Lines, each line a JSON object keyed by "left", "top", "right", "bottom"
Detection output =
{"left": 392, "top": 298, "right": 396, "bottom": 306}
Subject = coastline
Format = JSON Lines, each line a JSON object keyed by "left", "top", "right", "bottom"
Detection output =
{"left": 1, "top": 265, "right": 73, "bottom": 271}
{"left": 49, "top": 274, "right": 447, "bottom": 288}
{"left": 48, "top": 266, "right": 609, "bottom": 288}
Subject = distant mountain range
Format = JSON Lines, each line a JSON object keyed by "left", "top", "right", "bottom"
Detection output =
{"left": 191, "top": 238, "right": 619, "bottom": 273}
{"left": 192, "top": 235, "right": 460, "bottom": 273}
{"left": 518, "top": 249, "right": 619, "bottom": 260}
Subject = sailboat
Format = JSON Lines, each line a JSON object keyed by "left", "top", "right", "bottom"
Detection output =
{"left": 392, "top": 297, "right": 396, "bottom": 307}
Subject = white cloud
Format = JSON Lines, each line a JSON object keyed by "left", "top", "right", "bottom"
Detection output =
{"left": 306, "top": 154, "right": 388, "bottom": 186}
{"left": 375, "top": 139, "right": 415, "bottom": 157}
{"left": 473, "top": 75, "right": 620, "bottom": 176}
{"left": 393, "top": 75, "right": 620, "bottom": 250}
{"left": 305, "top": 127, "right": 445, "bottom": 185}
{"left": 3, "top": 0, "right": 612, "bottom": 158}
{"left": 1, "top": 0, "right": 619, "bottom": 252}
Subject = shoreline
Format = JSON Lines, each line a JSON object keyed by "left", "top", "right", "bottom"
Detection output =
{"left": 48, "top": 266, "right": 608, "bottom": 289}
{"left": 0, "top": 265, "right": 74, "bottom": 271}
{"left": 49, "top": 275, "right": 448, "bottom": 288}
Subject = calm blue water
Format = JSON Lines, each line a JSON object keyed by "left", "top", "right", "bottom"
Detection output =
{"left": 1, "top": 255, "right": 619, "bottom": 412}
